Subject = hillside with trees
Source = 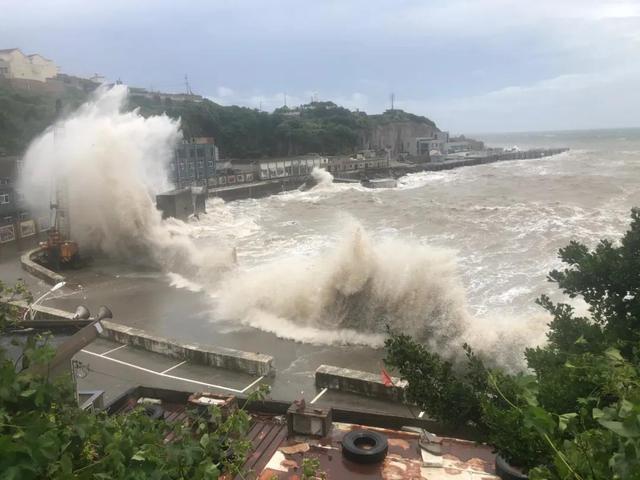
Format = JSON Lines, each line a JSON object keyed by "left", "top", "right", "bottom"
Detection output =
{"left": 0, "top": 82, "right": 439, "bottom": 159}
{"left": 128, "top": 95, "right": 439, "bottom": 159}
{"left": 0, "top": 82, "right": 87, "bottom": 156}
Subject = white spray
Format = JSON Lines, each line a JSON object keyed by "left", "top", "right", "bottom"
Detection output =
{"left": 17, "top": 87, "right": 535, "bottom": 368}
{"left": 310, "top": 166, "right": 334, "bottom": 188}
{"left": 18, "top": 86, "right": 233, "bottom": 274}
{"left": 214, "top": 223, "right": 470, "bottom": 354}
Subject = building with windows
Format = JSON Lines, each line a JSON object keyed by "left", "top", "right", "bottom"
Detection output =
{"left": 169, "top": 137, "right": 220, "bottom": 189}
{"left": 0, "top": 48, "right": 58, "bottom": 82}
{"left": 412, "top": 131, "right": 450, "bottom": 156}
{"left": 326, "top": 150, "right": 390, "bottom": 175}
{"left": 0, "top": 156, "right": 40, "bottom": 244}
{"left": 257, "top": 154, "right": 328, "bottom": 180}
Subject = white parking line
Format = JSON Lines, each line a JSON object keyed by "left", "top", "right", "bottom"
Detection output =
{"left": 310, "top": 387, "right": 328, "bottom": 404}
{"left": 100, "top": 344, "right": 128, "bottom": 357}
{"left": 161, "top": 360, "right": 187, "bottom": 374}
{"left": 80, "top": 349, "right": 252, "bottom": 394}
{"left": 241, "top": 375, "right": 265, "bottom": 393}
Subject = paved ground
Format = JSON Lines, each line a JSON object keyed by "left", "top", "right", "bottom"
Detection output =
{"left": 2, "top": 243, "right": 413, "bottom": 416}
{"left": 75, "top": 337, "right": 415, "bottom": 417}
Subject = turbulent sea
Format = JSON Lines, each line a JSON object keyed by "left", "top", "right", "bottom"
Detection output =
{"left": 20, "top": 91, "right": 640, "bottom": 366}
{"left": 179, "top": 128, "right": 640, "bottom": 361}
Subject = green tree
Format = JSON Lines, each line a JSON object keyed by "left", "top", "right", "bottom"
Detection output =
{"left": 0, "top": 281, "right": 266, "bottom": 479}
{"left": 385, "top": 208, "right": 640, "bottom": 477}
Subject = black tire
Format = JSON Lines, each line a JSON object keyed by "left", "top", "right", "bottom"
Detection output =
{"left": 341, "top": 429, "right": 388, "bottom": 464}
{"left": 143, "top": 404, "right": 165, "bottom": 420}
{"left": 495, "top": 455, "right": 528, "bottom": 480}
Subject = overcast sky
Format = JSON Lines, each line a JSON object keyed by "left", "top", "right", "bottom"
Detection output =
{"left": 2, "top": 0, "right": 640, "bottom": 133}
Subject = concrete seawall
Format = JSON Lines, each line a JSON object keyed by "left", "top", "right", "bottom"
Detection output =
{"left": 20, "top": 247, "right": 66, "bottom": 285}
{"left": 99, "top": 321, "right": 274, "bottom": 377}
{"left": 5, "top": 297, "right": 274, "bottom": 377}
{"left": 209, "top": 148, "right": 569, "bottom": 202}
{"left": 315, "top": 364, "right": 407, "bottom": 402}
{"left": 208, "top": 176, "right": 306, "bottom": 202}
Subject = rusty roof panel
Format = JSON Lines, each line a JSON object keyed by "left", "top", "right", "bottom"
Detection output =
{"left": 245, "top": 422, "right": 500, "bottom": 479}
{"left": 108, "top": 389, "right": 500, "bottom": 479}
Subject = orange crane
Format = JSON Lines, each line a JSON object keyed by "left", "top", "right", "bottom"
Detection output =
{"left": 38, "top": 99, "right": 80, "bottom": 269}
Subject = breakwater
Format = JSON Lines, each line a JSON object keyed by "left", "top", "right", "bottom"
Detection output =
{"left": 388, "top": 147, "right": 569, "bottom": 177}
{"left": 208, "top": 176, "right": 308, "bottom": 202}
{"left": 207, "top": 148, "right": 568, "bottom": 202}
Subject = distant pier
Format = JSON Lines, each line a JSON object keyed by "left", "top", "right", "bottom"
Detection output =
{"left": 207, "top": 148, "right": 569, "bottom": 202}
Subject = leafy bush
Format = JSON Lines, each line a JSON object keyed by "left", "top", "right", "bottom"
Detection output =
{"left": 0, "top": 282, "right": 266, "bottom": 479}
{"left": 385, "top": 208, "right": 640, "bottom": 477}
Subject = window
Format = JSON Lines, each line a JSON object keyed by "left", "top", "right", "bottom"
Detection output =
{"left": 208, "top": 161, "right": 214, "bottom": 168}
{"left": 0, "top": 178, "right": 9, "bottom": 185}
{"left": 3, "top": 216, "right": 12, "bottom": 224}
{"left": 197, "top": 146, "right": 205, "bottom": 157}
{"left": 0, "top": 193, "right": 9, "bottom": 204}
{"left": 19, "top": 212, "right": 29, "bottom": 221}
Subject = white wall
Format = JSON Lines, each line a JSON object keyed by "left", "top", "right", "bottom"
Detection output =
{"left": 0, "top": 49, "right": 58, "bottom": 82}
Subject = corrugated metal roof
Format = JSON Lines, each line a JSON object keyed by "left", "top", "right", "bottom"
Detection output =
{"left": 244, "top": 422, "right": 500, "bottom": 479}
{"left": 108, "top": 388, "right": 501, "bottom": 479}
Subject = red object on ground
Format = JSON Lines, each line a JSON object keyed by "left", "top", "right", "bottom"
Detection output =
{"left": 381, "top": 367, "right": 394, "bottom": 387}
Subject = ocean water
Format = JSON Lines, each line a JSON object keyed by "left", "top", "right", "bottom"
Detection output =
{"left": 21, "top": 104, "right": 640, "bottom": 367}
{"left": 178, "top": 128, "right": 640, "bottom": 361}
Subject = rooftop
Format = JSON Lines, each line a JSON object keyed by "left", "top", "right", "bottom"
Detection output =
{"left": 109, "top": 386, "right": 500, "bottom": 480}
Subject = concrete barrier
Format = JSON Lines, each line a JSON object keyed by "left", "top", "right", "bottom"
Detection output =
{"left": 100, "top": 321, "right": 275, "bottom": 377}
{"left": 315, "top": 364, "right": 407, "bottom": 403}
{"left": 4, "top": 299, "right": 274, "bottom": 377}
{"left": 20, "top": 247, "right": 65, "bottom": 285}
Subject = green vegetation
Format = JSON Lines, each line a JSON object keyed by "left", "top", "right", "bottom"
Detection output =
{"left": 0, "top": 82, "right": 88, "bottom": 156}
{"left": 0, "top": 81, "right": 438, "bottom": 159}
{"left": 385, "top": 208, "right": 640, "bottom": 478}
{"left": 129, "top": 97, "right": 418, "bottom": 159}
{"left": 0, "top": 281, "right": 267, "bottom": 479}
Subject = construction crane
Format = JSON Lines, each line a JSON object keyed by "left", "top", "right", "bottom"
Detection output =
{"left": 39, "top": 99, "right": 80, "bottom": 269}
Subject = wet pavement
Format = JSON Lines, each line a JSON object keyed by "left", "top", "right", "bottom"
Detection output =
{"left": 2, "top": 246, "right": 406, "bottom": 414}
{"left": 75, "top": 336, "right": 412, "bottom": 417}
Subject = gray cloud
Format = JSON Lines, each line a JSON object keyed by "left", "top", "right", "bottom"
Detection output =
{"left": 2, "top": 0, "right": 640, "bottom": 131}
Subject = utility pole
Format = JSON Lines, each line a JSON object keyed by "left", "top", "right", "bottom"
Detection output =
{"left": 390, "top": 93, "right": 395, "bottom": 111}
{"left": 284, "top": 93, "right": 287, "bottom": 107}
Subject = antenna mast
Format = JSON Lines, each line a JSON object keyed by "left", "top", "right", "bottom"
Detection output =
{"left": 390, "top": 93, "right": 395, "bottom": 111}
{"left": 184, "top": 74, "right": 193, "bottom": 95}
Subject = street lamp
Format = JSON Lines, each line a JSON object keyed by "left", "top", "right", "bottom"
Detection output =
{"left": 23, "top": 281, "right": 66, "bottom": 322}
{"left": 27, "top": 304, "right": 114, "bottom": 378}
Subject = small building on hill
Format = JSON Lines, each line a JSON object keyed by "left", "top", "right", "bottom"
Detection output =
{"left": 0, "top": 48, "right": 58, "bottom": 82}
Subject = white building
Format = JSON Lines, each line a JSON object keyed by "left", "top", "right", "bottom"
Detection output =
{"left": 89, "top": 73, "right": 107, "bottom": 85}
{"left": 0, "top": 48, "right": 58, "bottom": 82}
{"left": 258, "top": 155, "right": 328, "bottom": 180}
{"left": 412, "top": 131, "right": 450, "bottom": 156}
